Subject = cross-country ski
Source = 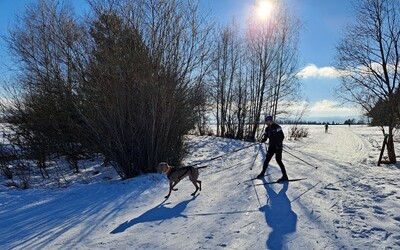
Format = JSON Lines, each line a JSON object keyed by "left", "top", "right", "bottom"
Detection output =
{"left": 255, "top": 178, "right": 308, "bottom": 185}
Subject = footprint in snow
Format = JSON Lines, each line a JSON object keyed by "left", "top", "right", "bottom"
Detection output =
{"left": 373, "top": 206, "right": 385, "bottom": 215}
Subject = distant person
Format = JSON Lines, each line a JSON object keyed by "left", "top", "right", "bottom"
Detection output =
{"left": 325, "top": 124, "right": 328, "bottom": 133}
{"left": 257, "top": 115, "right": 288, "bottom": 181}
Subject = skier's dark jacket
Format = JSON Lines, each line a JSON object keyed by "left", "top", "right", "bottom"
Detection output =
{"left": 261, "top": 123, "right": 284, "bottom": 151}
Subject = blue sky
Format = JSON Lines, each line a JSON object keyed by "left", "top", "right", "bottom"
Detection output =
{"left": 0, "top": 0, "right": 362, "bottom": 120}
{"left": 201, "top": 0, "right": 360, "bottom": 120}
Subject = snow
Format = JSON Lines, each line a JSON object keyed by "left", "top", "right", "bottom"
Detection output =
{"left": 1, "top": 125, "right": 400, "bottom": 249}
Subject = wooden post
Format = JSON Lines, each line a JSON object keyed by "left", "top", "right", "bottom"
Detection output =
{"left": 377, "top": 134, "right": 389, "bottom": 166}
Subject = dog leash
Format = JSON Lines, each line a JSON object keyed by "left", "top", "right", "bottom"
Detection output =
{"left": 190, "top": 143, "right": 258, "bottom": 167}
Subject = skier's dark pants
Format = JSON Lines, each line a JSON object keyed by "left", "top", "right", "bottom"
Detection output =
{"left": 260, "top": 149, "right": 287, "bottom": 177}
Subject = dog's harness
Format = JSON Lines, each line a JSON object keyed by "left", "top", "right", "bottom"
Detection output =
{"left": 167, "top": 166, "right": 192, "bottom": 180}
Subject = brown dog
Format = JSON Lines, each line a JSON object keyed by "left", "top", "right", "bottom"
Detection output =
{"left": 157, "top": 162, "right": 206, "bottom": 199}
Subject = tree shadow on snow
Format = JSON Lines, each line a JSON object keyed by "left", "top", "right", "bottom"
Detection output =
{"left": 259, "top": 181, "right": 297, "bottom": 250}
{"left": 110, "top": 195, "right": 197, "bottom": 234}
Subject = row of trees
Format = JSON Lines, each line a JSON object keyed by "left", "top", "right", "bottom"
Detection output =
{"left": 210, "top": 4, "right": 301, "bottom": 140}
{"left": 281, "top": 119, "right": 366, "bottom": 125}
{"left": 0, "top": 0, "right": 302, "bottom": 180}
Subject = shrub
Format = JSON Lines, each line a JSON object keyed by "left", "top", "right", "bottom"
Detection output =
{"left": 288, "top": 126, "right": 308, "bottom": 140}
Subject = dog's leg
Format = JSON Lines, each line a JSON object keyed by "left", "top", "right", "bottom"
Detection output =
{"left": 197, "top": 180, "right": 202, "bottom": 191}
{"left": 171, "top": 180, "right": 180, "bottom": 191}
{"left": 165, "top": 181, "right": 181, "bottom": 198}
{"left": 165, "top": 181, "right": 174, "bottom": 199}
{"left": 190, "top": 180, "right": 200, "bottom": 196}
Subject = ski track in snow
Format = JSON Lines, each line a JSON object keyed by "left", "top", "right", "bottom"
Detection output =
{"left": 0, "top": 125, "right": 400, "bottom": 249}
{"left": 285, "top": 126, "right": 400, "bottom": 249}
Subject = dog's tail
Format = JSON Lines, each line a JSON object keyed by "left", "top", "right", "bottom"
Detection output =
{"left": 196, "top": 165, "right": 208, "bottom": 169}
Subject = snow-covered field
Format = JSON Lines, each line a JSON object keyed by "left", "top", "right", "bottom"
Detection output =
{"left": 1, "top": 125, "right": 399, "bottom": 249}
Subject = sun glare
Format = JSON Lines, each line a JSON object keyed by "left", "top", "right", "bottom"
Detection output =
{"left": 257, "top": 0, "right": 273, "bottom": 21}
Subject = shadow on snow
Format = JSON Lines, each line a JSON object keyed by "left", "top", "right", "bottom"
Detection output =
{"left": 0, "top": 182, "right": 147, "bottom": 249}
{"left": 110, "top": 195, "right": 197, "bottom": 234}
{"left": 259, "top": 181, "right": 297, "bottom": 250}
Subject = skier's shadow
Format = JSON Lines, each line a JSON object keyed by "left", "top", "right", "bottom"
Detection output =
{"left": 110, "top": 196, "right": 196, "bottom": 234}
{"left": 259, "top": 181, "right": 297, "bottom": 250}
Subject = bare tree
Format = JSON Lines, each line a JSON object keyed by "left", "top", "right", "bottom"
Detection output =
{"left": 245, "top": 1, "right": 301, "bottom": 140}
{"left": 336, "top": 0, "right": 400, "bottom": 163}
{"left": 207, "top": 2, "right": 301, "bottom": 141}
{"left": 211, "top": 23, "right": 243, "bottom": 138}
{"left": 2, "top": 0, "right": 88, "bottom": 175}
{"left": 246, "top": 17, "right": 278, "bottom": 140}
{"left": 269, "top": 5, "right": 301, "bottom": 118}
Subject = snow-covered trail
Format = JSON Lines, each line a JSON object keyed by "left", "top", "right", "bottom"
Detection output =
{"left": 283, "top": 125, "right": 400, "bottom": 249}
{"left": 1, "top": 125, "right": 399, "bottom": 249}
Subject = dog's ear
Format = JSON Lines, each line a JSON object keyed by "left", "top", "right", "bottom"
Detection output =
{"left": 158, "top": 162, "right": 168, "bottom": 167}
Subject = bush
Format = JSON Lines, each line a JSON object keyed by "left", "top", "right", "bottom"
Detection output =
{"left": 288, "top": 126, "right": 308, "bottom": 140}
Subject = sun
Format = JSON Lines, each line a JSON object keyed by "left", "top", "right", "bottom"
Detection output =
{"left": 256, "top": 0, "right": 273, "bottom": 21}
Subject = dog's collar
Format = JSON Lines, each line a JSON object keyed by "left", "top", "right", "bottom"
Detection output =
{"left": 163, "top": 165, "right": 172, "bottom": 175}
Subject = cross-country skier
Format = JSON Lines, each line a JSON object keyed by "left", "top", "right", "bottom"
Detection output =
{"left": 257, "top": 115, "right": 289, "bottom": 181}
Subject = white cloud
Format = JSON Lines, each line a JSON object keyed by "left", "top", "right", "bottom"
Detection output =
{"left": 353, "top": 62, "right": 400, "bottom": 77}
{"left": 297, "top": 64, "right": 345, "bottom": 79}
{"left": 281, "top": 99, "right": 362, "bottom": 118}
{"left": 308, "top": 100, "right": 360, "bottom": 117}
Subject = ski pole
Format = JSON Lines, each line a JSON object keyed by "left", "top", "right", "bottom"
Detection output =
{"left": 282, "top": 147, "right": 318, "bottom": 169}
{"left": 250, "top": 143, "right": 261, "bottom": 170}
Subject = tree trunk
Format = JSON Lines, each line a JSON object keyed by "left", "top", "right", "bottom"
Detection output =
{"left": 387, "top": 127, "right": 397, "bottom": 163}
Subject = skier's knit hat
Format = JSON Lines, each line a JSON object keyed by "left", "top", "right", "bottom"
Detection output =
{"left": 265, "top": 115, "right": 273, "bottom": 122}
